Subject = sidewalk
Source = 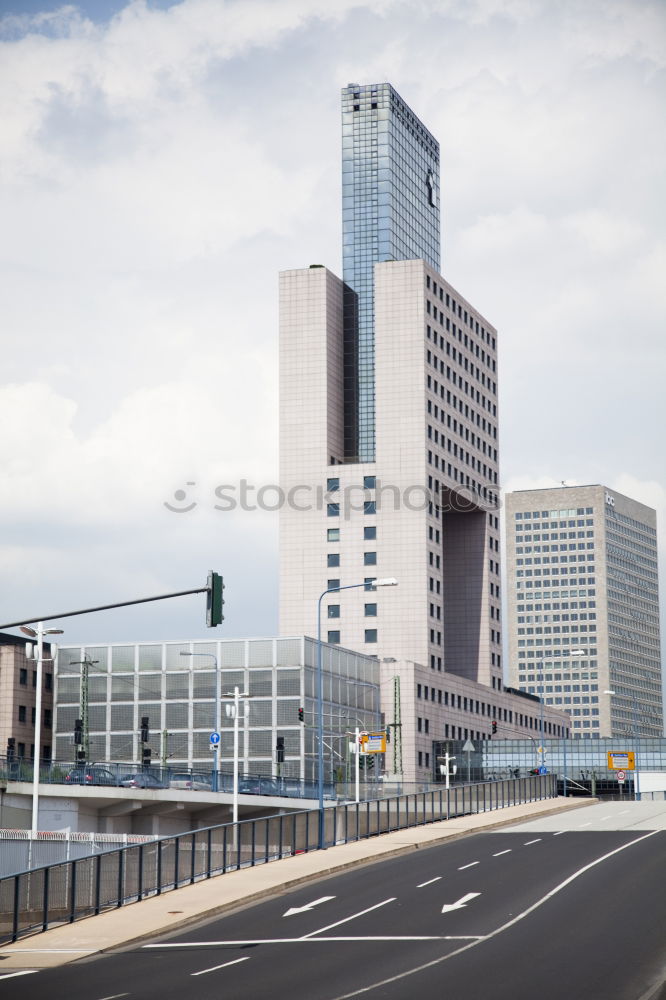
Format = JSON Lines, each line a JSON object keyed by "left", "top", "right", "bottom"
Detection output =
{"left": 0, "top": 796, "right": 595, "bottom": 971}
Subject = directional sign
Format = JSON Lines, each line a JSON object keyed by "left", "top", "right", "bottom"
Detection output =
{"left": 616, "top": 770, "right": 626, "bottom": 783}
{"left": 462, "top": 739, "right": 476, "bottom": 753}
{"left": 608, "top": 751, "right": 635, "bottom": 771}
{"left": 441, "top": 892, "right": 481, "bottom": 915}
{"left": 539, "top": 766, "right": 548, "bottom": 775}
{"left": 210, "top": 732, "right": 220, "bottom": 746}
{"left": 361, "top": 731, "right": 386, "bottom": 754}
{"left": 283, "top": 896, "right": 335, "bottom": 917}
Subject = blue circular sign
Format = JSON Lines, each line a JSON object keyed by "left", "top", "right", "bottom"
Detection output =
{"left": 210, "top": 732, "right": 221, "bottom": 745}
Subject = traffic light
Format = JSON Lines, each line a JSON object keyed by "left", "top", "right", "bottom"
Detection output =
{"left": 491, "top": 720, "right": 497, "bottom": 735}
{"left": 77, "top": 749, "right": 86, "bottom": 762}
{"left": 276, "top": 736, "right": 285, "bottom": 764}
{"left": 206, "top": 571, "right": 225, "bottom": 627}
{"left": 74, "top": 719, "right": 83, "bottom": 745}
{"left": 140, "top": 716, "right": 149, "bottom": 743}
{"left": 142, "top": 747, "right": 152, "bottom": 766}
{"left": 298, "top": 707, "right": 304, "bottom": 722}
{"left": 6, "top": 737, "right": 15, "bottom": 762}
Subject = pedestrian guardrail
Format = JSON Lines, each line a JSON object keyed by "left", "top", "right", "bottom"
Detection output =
{"left": 0, "top": 773, "right": 556, "bottom": 944}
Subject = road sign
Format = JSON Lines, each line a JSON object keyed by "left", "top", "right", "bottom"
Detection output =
{"left": 616, "top": 770, "right": 626, "bottom": 783}
{"left": 462, "top": 739, "right": 475, "bottom": 753}
{"left": 210, "top": 732, "right": 220, "bottom": 746}
{"left": 607, "top": 751, "right": 635, "bottom": 771}
{"left": 538, "top": 766, "right": 548, "bottom": 775}
{"left": 361, "top": 731, "right": 386, "bottom": 754}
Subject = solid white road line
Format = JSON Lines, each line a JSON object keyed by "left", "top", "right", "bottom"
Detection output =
{"left": 0, "top": 971, "right": 37, "bottom": 980}
{"left": 417, "top": 877, "right": 442, "bottom": 887}
{"left": 458, "top": 862, "right": 479, "bottom": 870}
{"left": 191, "top": 956, "right": 250, "bottom": 977}
{"left": 145, "top": 935, "right": 484, "bottom": 946}
{"left": 328, "top": 829, "right": 661, "bottom": 1000}
{"left": 492, "top": 850, "right": 512, "bottom": 857}
{"left": 524, "top": 839, "right": 542, "bottom": 845}
{"left": 553, "top": 831, "right": 566, "bottom": 836}
{"left": 303, "top": 898, "right": 397, "bottom": 939}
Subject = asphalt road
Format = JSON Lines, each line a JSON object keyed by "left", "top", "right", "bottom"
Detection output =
{"left": 2, "top": 821, "right": 665, "bottom": 1000}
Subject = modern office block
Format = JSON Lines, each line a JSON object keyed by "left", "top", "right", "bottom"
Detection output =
{"left": 53, "top": 637, "right": 381, "bottom": 782}
{"left": 0, "top": 632, "right": 54, "bottom": 765}
{"left": 279, "top": 83, "right": 570, "bottom": 781}
{"left": 505, "top": 485, "right": 662, "bottom": 738}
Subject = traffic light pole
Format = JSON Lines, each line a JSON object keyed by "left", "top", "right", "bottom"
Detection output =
{"left": 0, "top": 572, "right": 224, "bottom": 632}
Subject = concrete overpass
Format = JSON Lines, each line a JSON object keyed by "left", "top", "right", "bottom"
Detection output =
{"left": 0, "top": 782, "right": 318, "bottom": 836}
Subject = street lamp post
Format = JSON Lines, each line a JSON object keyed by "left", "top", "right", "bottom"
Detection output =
{"left": 180, "top": 650, "right": 220, "bottom": 790}
{"left": 316, "top": 577, "right": 397, "bottom": 849}
{"left": 20, "top": 623, "right": 64, "bottom": 837}
{"left": 222, "top": 686, "right": 250, "bottom": 825}
{"left": 537, "top": 649, "right": 583, "bottom": 779}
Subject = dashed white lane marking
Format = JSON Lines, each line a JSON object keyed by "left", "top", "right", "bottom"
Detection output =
{"left": 524, "top": 839, "right": 542, "bottom": 845}
{"left": 553, "top": 831, "right": 566, "bottom": 836}
{"left": 492, "top": 850, "right": 512, "bottom": 857}
{"left": 328, "top": 829, "right": 661, "bottom": 1000}
{"left": 191, "top": 956, "right": 250, "bottom": 977}
{"left": 303, "top": 898, "right": 397, "bottom": 939}
{"left": 417, "top": 877, "right": 442, "bottom": 887}
{"left": 458, "top": 862, "right": 479, "bottom": 870}
{"left": 0, "top": 971, "right": 37, "bottom": 980}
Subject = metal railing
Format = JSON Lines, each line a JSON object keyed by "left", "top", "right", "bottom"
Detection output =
{"left": 0, "top": 774, "right": 556, "bottom": 944}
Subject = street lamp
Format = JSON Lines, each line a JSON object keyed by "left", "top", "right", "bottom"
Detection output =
{"left": 221, "top": 686, "right": 250, "bottom": 826}
{"left": 316, "top": 577, "right": 398, "bottom": 849}
{"left": 180, "top": 650, "right": 220, "bottom": 791}
{"left": 537, "top": 649, "right": 583, "bottom": 775}
{"left": 20, "top": 623, "right": 64, "bottom": 837}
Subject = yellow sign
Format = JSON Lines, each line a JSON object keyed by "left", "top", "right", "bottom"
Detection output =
{"left": 607, "top": 751, "right": 635, "bottom": 771}
{"left": 361, "top": 731, "right": 386, "bottom": 754}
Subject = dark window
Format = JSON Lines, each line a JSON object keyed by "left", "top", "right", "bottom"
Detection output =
{"left": 18, "top": 705, "right": 26, "bottom": 723}
{"left": 364, "top": 552, "right": 377, "bottom": 566}
{"left": 327, "top": 631, "right": 340, "bottom": 644}
{"left": 364, "top": 603, "right": 377, "bottom": 617}
{"left": 364, "top": 629, "right": 377, "bottom": 643}
{"left": 327, "top": 477, "right": 340, "bottom": 492}
{"left": 44, "top": 709, "right": 52, "bottom": 729}
{"left": 327, "top": 605, "right": 340, "bottom": 619}
{"left": 364, "top": 526, "right": 376, "bottom": 540}
{"left": 364, "top": 501, "right": 376, "bottom": 515}
{"left": 327, "top": 553, "right": 340, "bottom": 567}
{"left": 327, "top": 579, "right": 340, "bottom": 590}
{"left": 363, "top": 476, "right": 376, "bottom": 489}
{"left": 327, "top": 503, "right": 339, "bottom": 517}
{"left": 45, "top": 673, "right": 53, "bottom": 691}
{"left": 32, "top": 671, "right": 37, "bottom": 688}
{"left": 19, "top": 668, "right": 27, "bottom": 685}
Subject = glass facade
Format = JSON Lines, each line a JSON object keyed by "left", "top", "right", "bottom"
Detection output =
{"left": 341, "top": 82, "right": 440, "bottom": 460}
{"left": 53, "top": 638, "right": 381, "bottom": 783}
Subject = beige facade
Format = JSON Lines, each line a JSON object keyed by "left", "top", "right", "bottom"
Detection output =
{"left": 279, "top": 263, "right": 569, "bottom": 781}
{"left": 505, "top": 485, "right": 662, "bottom": 738}
{"left": 0, "top": 633, "right": 55, "bottom": 763}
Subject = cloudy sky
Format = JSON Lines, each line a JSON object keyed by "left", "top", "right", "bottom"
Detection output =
{"left": 0, "top": 0, "right": 664, "bottom": 654}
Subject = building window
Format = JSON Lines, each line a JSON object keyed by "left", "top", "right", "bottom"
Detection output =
{"left": 364, "top": 526, "right": 376, "bottom": 540}
{"left": 327, "top": 477, "right": 340, "bottom": 492}
{"left": 417, "top": 717, "right": 422, "bottom": 732}
{"left": 364, "top": 577, "right": 376, "bottom": 590}
{"left": 327, "top": 605, "right": 340, "bottom": 619}
{"left": 364, "top": 501, "right": 376, "bottom": 515}
{"left": 327, "top": 503, "right": 340, "bottom": 517}
{"left": 18, "top": 705, "right": 26, "bottom": 723}
{"left": 327, "top": 579, "right": 340, "bottom": 590}
{"left": 45, "top": 673, "right": 53, "bottom": 691}
{"left": 44, "top": 709, "right": 52, "bottom": 729}
{"left": 327, "top": 631, "right": 341, "bottom": 644}
{"left": 327, "top": 553, "right": 340, "bottom": 567}
{"left": 364, "top": 629, "right": 377, "bottom": 643}
{"left": 327, "top": 528, "right": 340, "bottom": 542}
{"left": 364, "top": 551, "right": 377, "bottom": 565}
{"left": 418, "top": 751, "right": 423, "bottom": 767}
{"left": 17, "top": 743, "right": 25, "bottom": 759}
{"left": 364, "top": 603, "right": 377, "bottom": 616}
{"left": 364, "top": 476, "right": 376, "bottom": 489}
{"left": 19, "top": 668, "right": 27, "bottom": 685}
{"left": 32, "top": 671, "right": 37, "bottom": 688}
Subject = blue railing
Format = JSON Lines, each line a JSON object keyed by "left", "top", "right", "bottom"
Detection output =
{"left": 0, "top": 773, "right": 556, "bottom": 944}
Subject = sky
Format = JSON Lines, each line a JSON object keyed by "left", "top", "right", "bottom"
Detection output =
{"left": 0, "top": 0, "right": 664, "bottom": 659}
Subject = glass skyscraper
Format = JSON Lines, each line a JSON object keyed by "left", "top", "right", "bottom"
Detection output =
{"left": 341, "top": 83, "right": 440, "bottom": 461}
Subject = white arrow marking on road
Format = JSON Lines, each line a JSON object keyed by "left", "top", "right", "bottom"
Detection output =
{"left": 441, "top": 892, "right": 481, "bottom": 915}
{"left": 283, "top": 895, "right": 335, "bottom": 917}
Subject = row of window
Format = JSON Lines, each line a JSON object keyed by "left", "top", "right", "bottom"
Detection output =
{"left": 515, "top": 508, "right": 593, "bottom": 519}
{"left": 425, "top": 273, "right": 496, "bottom": 350}
{"left": 326, "top": 630, "right": 376, "bottom": 644}
{"left": 17, "top": 706, "right": 52, "bottom": 727}
{"left": 18, "top": 668, "right": 53, "bottom": 690}
{"left": 427, "top": 371, "right": 496, "bottom": 419}
{"left": 426, "top": 343, "right": 496, "bottom": 395}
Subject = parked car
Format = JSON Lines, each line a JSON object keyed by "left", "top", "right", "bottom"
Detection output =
{"left": 119, "top": 773, "right": 167, "bottom": 789}
{"left": 64, "top": 766, "right": 119, "bottom": 786}
{"left": 169, "top": 772, "right": 212, "bottom": 791}
{"left": 238, "top": 778, "right": 280, "bottom": 795}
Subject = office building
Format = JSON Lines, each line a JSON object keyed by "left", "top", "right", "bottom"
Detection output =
{"left": 0, "top": 631, "right": 54, "bottom": 765}
{"left": 505, "top": 485, "right": 662, "bottom": 738}
{"left": 279, "top": 83, "right": 569, "bottom": 780}
{"left": 53, "top": 636, "right": 381, "bottom": 783}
